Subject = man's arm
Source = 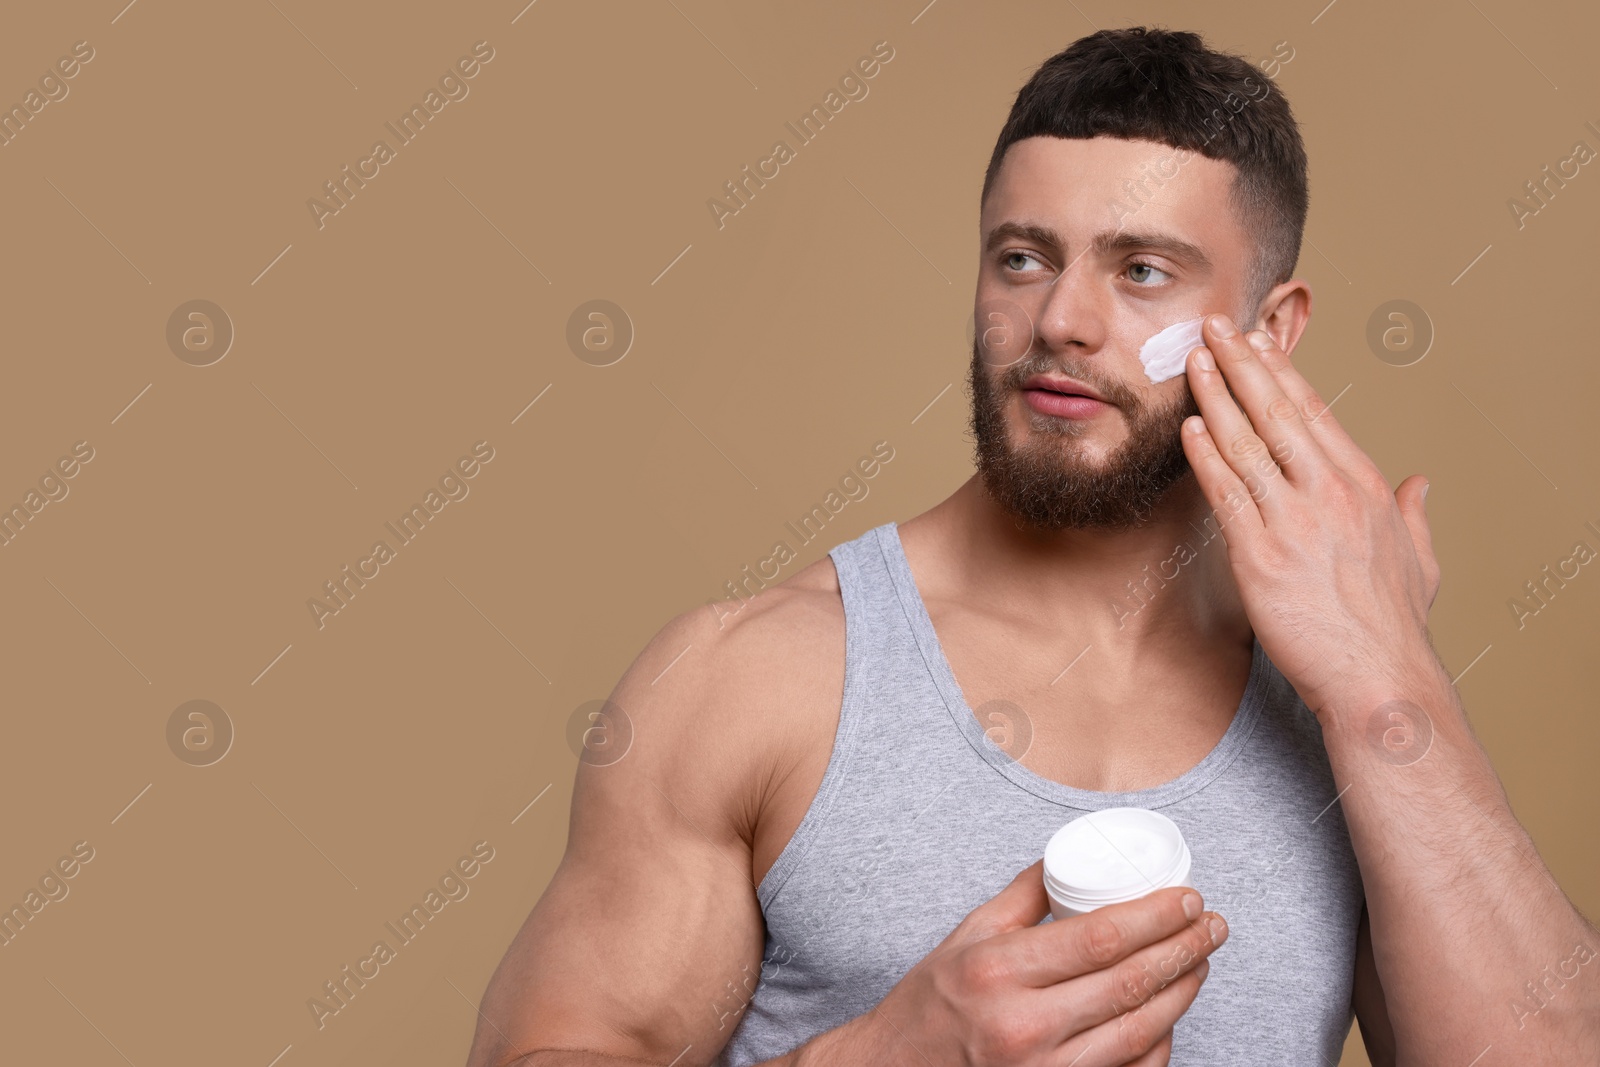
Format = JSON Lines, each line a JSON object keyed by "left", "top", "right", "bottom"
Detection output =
{"left": 1322, "top": 654, "right": 1599, "bottom": 1064}
{"left": 463, "top": 607, "right": 781, "bottom": 1067}
{"left": 1180, "top": 313, "right": 1600, "bottom": 1064}
{"left": 462, "top": 577, "right": 1230, "bottom": 1067}
{"left": 1351, "top": 905, "right": 1397, "bottom": 1067}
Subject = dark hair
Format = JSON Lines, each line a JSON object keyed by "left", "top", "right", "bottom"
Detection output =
{"left": 981, "top": 27, "right": 1307, "bottom": 322}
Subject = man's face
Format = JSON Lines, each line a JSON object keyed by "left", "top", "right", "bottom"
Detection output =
{"left": 970, "top": 134, "right": 1257, "bottom": 531}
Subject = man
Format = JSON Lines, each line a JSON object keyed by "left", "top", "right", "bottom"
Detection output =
{"left": 467, "top": 28, "right": 1599, "bottom": 1066}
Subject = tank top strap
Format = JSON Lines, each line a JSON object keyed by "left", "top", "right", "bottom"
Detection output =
{"left": 825, "top": 521, "right": 921, "bottom": 679}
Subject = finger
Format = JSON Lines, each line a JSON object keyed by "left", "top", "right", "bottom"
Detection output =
{"left": 1123, "top": 1029, "right": 1174, "bottom": 1067}
{"left": 991, "top": 886, "right": 1203, "bottom": 985}
{"left": 1045, "top": 959, "right": 1207, "bottom": 1067}
{"left": 1243, "top": 322, "right": 1371, "bottom": 473}
{"left": 1395, "top": 475, "right": 1441, "bottom": 607}
{"left": 1180, "top": 414, "right": 1264, "bottom": 544}
{"left": 951, "top": 858, "right": 1052, "bottom": 944}
{"left": 1203, "top": 315, "right": 1324, "bottom": 483}
{"left": 1185, "top": 344, "right": 1292, "bottom": 516}
{"left": 1196, "top": 313, "right": 1318, "bottom": 492}
{"left": 1048, "top": 908, "right": 1224, "bottom": 1038}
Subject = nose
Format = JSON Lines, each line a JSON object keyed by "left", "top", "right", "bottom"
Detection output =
{"left": 1031, "top": 255, "right": 1111, "bottom": 363}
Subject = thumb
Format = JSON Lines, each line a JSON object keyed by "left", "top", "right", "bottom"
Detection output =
{"left": 1395, "top": 475, "right": 1440, "bottom": 607}
{"left": 951, "top": 858, "right": 1050, "bottom": 944}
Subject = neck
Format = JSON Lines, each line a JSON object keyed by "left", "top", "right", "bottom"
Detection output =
{"left": 908, "top": 471, "right": 1253, "bottom": 656}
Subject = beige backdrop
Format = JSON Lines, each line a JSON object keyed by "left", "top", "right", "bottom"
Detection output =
{"left": 1, "top": 1, "right": 1595, "bottom": 1065}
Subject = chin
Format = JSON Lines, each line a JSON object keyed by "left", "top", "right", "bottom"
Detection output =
{"left": 1012, "top": 410, "right": 1122, "bottom": 453}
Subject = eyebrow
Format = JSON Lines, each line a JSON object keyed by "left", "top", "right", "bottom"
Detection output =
{"left": 983, "top": 220, "right": 1213, "bottom": 273}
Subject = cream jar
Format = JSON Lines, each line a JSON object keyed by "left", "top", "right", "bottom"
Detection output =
{"left": 1043, "top": 807, "right": 1193, "bottom": 919}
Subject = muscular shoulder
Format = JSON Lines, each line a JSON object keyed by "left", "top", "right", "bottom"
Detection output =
{"left": 600, "top": 555, "right": 846, "bottom": 852}
{"left": 709, "top": 553, "right": 846, "bottom": 693}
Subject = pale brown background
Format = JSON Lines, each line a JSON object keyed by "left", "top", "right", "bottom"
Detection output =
{"left": 1, "top": 1, "right": 1595, "bottom": 1065}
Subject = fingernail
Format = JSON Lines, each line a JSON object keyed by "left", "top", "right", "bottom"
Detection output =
{"left": 1182, "top": 892, "right": 1201, "bottom": 920}
{"left": 1422, "top": 482, "right": 1430, "bottom": 501}
{"left": 1196, "top": 958, "right": 1210, "bottom": 980}
{"left": 1209, "top": 314, "right": 1237, "bottom": 338}
{"left": 1208, "top": 916, "right": 1228, "bottom": 944}
{"left": 1194, "top": 347, "right": 1215, "bottom": 372}
{"left": 1246, "top": 330, "right": 1272, "bottom": 351}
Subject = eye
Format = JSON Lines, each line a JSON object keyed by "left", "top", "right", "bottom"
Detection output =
{"left": 1127, "top": 259, "right": 1173, "bottom": 286}
{"left": 1002, "top": 250, "right": 1048, "bottom": 273}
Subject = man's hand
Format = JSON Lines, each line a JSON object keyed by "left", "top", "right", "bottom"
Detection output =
{"left": 1178, "top": 314, "right": 1600, "bottom": 1064}
{"left": 1179, "top": 313, "right": 1447, "bottom": 722}
{"left": 802, "top": 860, "right": 1228, "bottom": 1067}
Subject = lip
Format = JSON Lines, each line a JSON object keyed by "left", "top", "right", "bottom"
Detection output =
{"left": 1023, "top": 389, "right": 1109, "bottom": 419}
{"left": 1022, "top": 374, "right": 1108, "bottom": 403}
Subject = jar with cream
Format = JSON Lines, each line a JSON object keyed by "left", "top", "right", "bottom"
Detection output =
{"left": 1043, "top": 807, "right": 1193, "bottom": 920}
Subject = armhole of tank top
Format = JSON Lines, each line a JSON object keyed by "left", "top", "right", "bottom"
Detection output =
{"left": 753, "top": 540, "right": 866, "bottom": 911}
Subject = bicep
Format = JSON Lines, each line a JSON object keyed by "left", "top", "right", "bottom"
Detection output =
{"left": 1351, "top": 903, "right": 1397, "bottom": 1067}
{"left": 467, "top": 618, "right": 767, "bottom": 1067}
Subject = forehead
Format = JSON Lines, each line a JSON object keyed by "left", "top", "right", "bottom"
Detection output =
{"left": 982, "top": 134, "right": 1244, "bottom": 253}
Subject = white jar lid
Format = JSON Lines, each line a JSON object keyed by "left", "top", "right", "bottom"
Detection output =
{"left": 1043, "top": 807, "right": 1191, "bottom": 908}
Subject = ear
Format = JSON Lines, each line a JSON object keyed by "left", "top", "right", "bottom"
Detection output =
{"left": 1251, "top": 279, "right": 1312, "bottom": 358}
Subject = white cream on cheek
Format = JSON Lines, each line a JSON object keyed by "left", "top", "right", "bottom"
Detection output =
{"left": 1136, "top": 316, "right": 1207, "bottom": 384}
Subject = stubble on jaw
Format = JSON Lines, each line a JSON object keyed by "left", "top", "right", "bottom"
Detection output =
{"left": 966, "top": 338, "right": 1202, "bottom": 532}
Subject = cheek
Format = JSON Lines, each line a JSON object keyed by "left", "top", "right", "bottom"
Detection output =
{"left": 1164, "top": 374, "right": 1199, "bottom": 405}
{"left": 972, "top": 344, "right": 1022, "bottom": 396}
{"left": 1134, "top": 316, "right": 1207, "bottom": 384}
{"left": 972, "top": 296, "right": 1038, "bottom": 370}
{"left": 1128, "top": 379, "right": 1197, "bottom": 425}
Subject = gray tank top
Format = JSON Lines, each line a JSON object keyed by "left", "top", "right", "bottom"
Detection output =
{"left": 715, "top": 520, "right": 1364, "bottom": 1066}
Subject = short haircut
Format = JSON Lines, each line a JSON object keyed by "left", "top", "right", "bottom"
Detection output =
{"left": 981, "top": 27, "right": 1308, "bottom": 322}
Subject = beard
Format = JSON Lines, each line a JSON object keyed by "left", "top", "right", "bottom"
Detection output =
{"left": 967, "top": 338, "right": 1202, "bottom": 532}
